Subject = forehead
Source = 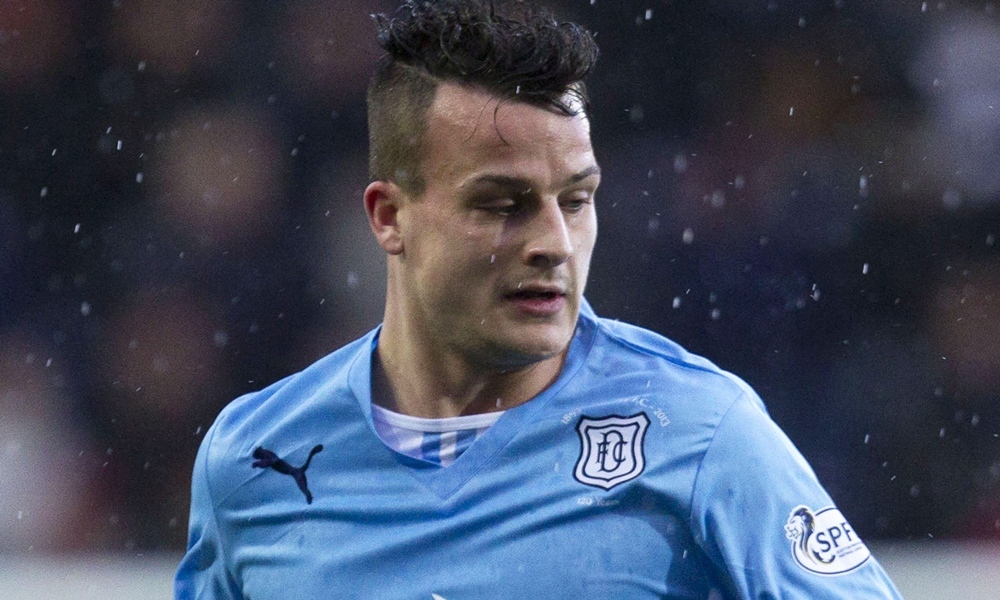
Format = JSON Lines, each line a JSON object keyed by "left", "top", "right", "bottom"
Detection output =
{"left": 421, "top": 82, "right": 594, "bottom": 184}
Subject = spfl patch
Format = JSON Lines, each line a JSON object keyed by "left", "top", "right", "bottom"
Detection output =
{"left": 574, "top": 413, "right": 650, "bottom": 490}
{"left": 784, "top": 505, "right": 871, "bottom": 575}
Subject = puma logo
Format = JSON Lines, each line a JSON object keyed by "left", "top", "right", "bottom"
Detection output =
{"left": 252, "top": 445, "right": 324, "bottom": 504}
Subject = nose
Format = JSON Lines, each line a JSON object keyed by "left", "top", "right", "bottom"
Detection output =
{"left": 523, "top": 200, "right": 573, "bottom": 269}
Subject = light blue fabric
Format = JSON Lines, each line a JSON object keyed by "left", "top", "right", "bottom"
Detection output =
{"left": 175, "top": 300, "right": 902, "bottom": 599}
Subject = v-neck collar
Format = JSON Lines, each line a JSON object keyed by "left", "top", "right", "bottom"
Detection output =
{"left": 346, "top": 303, "right": 600, "bottom": 500}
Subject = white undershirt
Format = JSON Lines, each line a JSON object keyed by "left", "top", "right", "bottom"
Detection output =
{"left": 371, "top": 404, "right": 504, "bottom": 467}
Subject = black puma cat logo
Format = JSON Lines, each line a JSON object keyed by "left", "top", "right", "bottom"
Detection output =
{"left": 252, "top": 445, "right": 324, "bottom": 504}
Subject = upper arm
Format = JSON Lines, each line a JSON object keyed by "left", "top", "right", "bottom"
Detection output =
{"left": 174, "top": 421, "right": 243, "bottom": 600}
{"left": 689, "top": 393, "right": 901, "bottom": 599}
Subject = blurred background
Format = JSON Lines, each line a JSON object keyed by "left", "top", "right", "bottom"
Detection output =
{"left": 1, "top": 0, "right": 999, "bottom": 596}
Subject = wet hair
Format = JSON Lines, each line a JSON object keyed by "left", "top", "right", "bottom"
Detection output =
{"left": 367, "top": 0, "right": 599, "bottom": 194}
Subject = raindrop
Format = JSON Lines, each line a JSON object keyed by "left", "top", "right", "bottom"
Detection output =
{"left": 864, "top": 434, "right": 870, "bottom": 444}
{"left": 710, "top": 308, "right": 721, "bottom": 320}
{"left": 673, "top": 154, "right": 688, "bottom": 174}
{"left": 40, "top": 187, "right": 48, "bottom": 198}
{"left": 80, "top": 302, "right": 91, "bottom": 316}
{"left": 710, "top": 190, "right": 725, "bottom": 208}
{"left": 859, "top": 175, "right": 869, "bottom": 198}
{"left": 942, "top": 188, "right": 961, "bottom": 209}
{"left": 682, "top": 228, "right": 694, "bottom": 244}
{"left": 672, "top": 297, "right": 682, "bottom": 309}
{"left": 135, "top": 172, "right": 144, "bottom": 183}
{"left": 213, "top": 331, "right": 229, "bottom": 348}
{"left": 645, "top": 9, "right": 653, "bottom": 20}
{"left": 862, "top": 263, "right": 869, "bottom": 275}
{"left": 347, "top": 272, "right": 359, "bottom": 288}
{"left": 789, "top": 106, "right": 795, "bottom": 116}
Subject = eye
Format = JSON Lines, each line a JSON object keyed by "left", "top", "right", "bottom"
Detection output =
{"left": 561, "top": 194, "right": 592, "bottom": 213}
{"left": 474, "top": 198, "right": 520, "bottom": 216}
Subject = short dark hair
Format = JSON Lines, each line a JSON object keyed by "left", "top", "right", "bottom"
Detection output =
{"left": 367, "top": 0, "right": 599, "bottom": 194}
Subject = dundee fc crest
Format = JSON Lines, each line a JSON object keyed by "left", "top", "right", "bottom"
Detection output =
{"left": 574, "top": 413, "right": 650, "bottom": 490}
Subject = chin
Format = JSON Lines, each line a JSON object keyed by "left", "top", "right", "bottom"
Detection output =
{"left": 487, "top": 329, "right": 572, "bottom": 368}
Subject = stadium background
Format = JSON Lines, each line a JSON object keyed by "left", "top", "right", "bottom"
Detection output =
{"left": 1, "top": 0, "right": 999, "bottom": 596}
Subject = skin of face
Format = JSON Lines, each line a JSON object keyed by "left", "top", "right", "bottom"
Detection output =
{"left": 365, "top": 82, "right": 600, "bottom": 415}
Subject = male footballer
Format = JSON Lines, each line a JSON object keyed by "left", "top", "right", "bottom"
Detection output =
{"left": 176, "top": 1, "right": 902, "bottom": 597}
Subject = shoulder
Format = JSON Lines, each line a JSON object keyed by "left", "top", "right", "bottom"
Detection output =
{"left": 580, "top": 308, "right": 764, "bottom": 414}
{"left": 216, "top": 331, "right": 371, "bottom": 434}
{"left": 195, "top": 329, "right": 376, "bottom": 498}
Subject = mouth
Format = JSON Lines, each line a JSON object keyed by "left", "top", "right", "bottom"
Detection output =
{"left": 504, "top": 289, "right": 565, "bottom": 301}
{"left": 502, "top": 286, "right": 568, "bottom": 317}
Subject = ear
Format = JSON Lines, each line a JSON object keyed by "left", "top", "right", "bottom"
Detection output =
{"left": 364, "top": 180, "right": 406, "bottom": 255}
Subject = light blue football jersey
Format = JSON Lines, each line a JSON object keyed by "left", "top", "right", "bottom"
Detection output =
{"left": 175, "top": 301, "right": 902, "bottom": 599}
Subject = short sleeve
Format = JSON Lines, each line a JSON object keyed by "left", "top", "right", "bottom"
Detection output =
{"left": 174, "top": 422, "right": 243, "bottom": 600}
{"left": 690, "top": 392, "right": 902, "bottom": 599}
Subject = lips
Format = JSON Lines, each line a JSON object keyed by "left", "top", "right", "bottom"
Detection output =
{"left": 505, "top": 289, "right": 563, "bottom": 301}
{"left": 503, "top": 284, "right": 567, "bottom": 316}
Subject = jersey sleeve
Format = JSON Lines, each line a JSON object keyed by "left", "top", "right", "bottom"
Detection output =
{"left": 174, "top": 420, "right": 244, "bottom": 600}
{"left": 689, "top": 391, "right": 902, "bottom": 599}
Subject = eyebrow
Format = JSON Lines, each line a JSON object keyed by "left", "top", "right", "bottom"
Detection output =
{"left": 461, "top": 165, "right": 601, "bottom": 190}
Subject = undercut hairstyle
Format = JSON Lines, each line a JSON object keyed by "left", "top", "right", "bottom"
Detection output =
{"left": 367, "top": 0, "right": 599, "bottom": 194}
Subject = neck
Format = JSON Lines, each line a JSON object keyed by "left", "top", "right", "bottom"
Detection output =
{"left": 374, "top": 310, "right": 567, "bottom": 419}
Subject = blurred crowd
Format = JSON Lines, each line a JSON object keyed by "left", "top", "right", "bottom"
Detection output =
{"left": 1, "top": 0, "right": 998, "bottom": 554}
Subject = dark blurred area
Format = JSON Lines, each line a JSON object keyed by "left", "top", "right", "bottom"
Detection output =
{"left": 1, "top": 0, "right": 998, "bottom": 554}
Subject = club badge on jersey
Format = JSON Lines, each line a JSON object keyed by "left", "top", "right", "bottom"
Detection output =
{"left": 574, "top": 413, "right": 650, "bottom": 490}
{"left": 784, "top": 505, "right": 872, "bottom": 575}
